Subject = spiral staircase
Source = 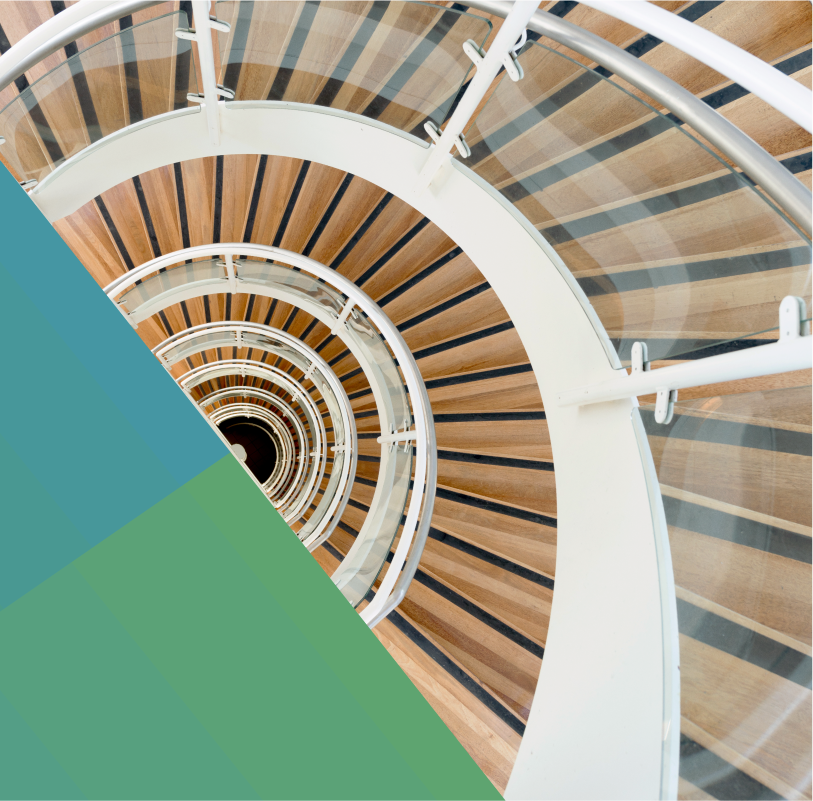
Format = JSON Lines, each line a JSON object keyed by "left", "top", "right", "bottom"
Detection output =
{"left": 0, "top": 1, "right": 810, "bottom": 798}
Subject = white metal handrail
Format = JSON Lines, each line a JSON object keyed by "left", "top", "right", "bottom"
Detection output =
{"left": 201, "top": 387, "right": 304, "bottom": 496}
{"left": 211, "top": 403, "right": 300, "bottom": 500}
{"left": 212, "top": 403, "right": 296, "bottom": 495}
{"left": 182, "top": 358, "right": 325, "bottom": 522}
{"left": 105, "top": 243, "right": 436, "bottom": 627}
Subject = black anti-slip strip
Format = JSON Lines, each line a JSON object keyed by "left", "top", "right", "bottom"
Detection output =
{"left": 335, "top": 517, "right": 545, "bottom": 660}
{"left": 398, "top": 283, "right": 492, "bottom": 332}
{"left": 425, "top": 363, "right": 533, "bottom": 389}
{"left": 615, "top": 336, "right": 767, "bottom": 363}
{"left": 330, "top": 193, "right": 394, "bottom": 271}
{"left": 662, "top": 494, "right": 811, "bottom": 564}
{"left": 354, "top": 410, "right": 378, "bottom": 420}
{"left": 437, "top": 486, "right": 557, "bottom": 528}
{"left": 158, "top": 310, "right": 174, "bottom": 337}
{"left": 435, "top": 411, "right": 546, "bottom": 423}
{"left": 356, "top": 454, "right": 380, "bottom": 464}
{"left": 413, "top": 321, "right": 514, "bottom": 361}
{"left": 388, "top": 610, "right": 526, "bottom": 736}
{"left": 119, "top": 16, "right": 143, "bottom": 125}
{"left": 262, "top": 298, "right": 277, "bottom": 326}
{"left": 378, "top": 247, "right": 463, "bottom": 308}
{"left": 356, "top": 218, "right": 432, "bottom": 288}
{"left": 0, "top": 24, "right": 64, "bottom": 163}
{"left": 243, "top": 155, "right": 268, "bottom": 243}
{"left": 439, "top": 450, "right": 554, "bottom": 472}
{"left": 302, "top": 173, "right": 354, "bottom": 257}
{"left": 213, "top": 156, "right": 224, "bottom": 244}
{"left": 222, "top": 0, "right": 254, "bottom": 95}
{"left": 500, "top": 116, "right": 674, "bottom": 203}
{"left": 132, "top": 176, "right": 160, "bottom": 258}
{"left": 547, "top": 1, "right": 578, "bottom": 17}
{"left": 415, "top": 570, "right": 545, "bottom": 658}
{"left": 543, "top": 172, "right": 743, "bottom": 245}
{"left": 95, "top": 196, "right": 135, "bottom": 271}
{"left": 642, "top": 409, "right": 812, "bottom": 457}
{"left": 578, "top": 246, "right": 811, "bottom": 297}
{"left": 273, "top": 161, "right": 311, "bottom": 248}
{"left": 267, "top": 2, "right": 321, "bottom": 101}
{"left": 173, "top": 163, "right": 192, "bottom": 252}
{"left": 314, "top": 3, "right": 387, "bottom": 108}
{"left": 782, "top": 151, "right": 812, "bottom": 175}
{"left": 678, "top": 598, "right": 812, "bottom": 688}
{"left": 0, "top": 23, "right": 28, "bottom": 93}
{"left": 468, "top": 69, "right": 602, "bottom": 164}
{"left": 428, "top": 527, "right": 555, "bottom": 590}
{"left": 362, "top": 8, "right": 462, "bottom": 122}
{"left": 173, "top": 6, "right": 193, "bottom": 110}
{"left": 51, "top": 1, "right": 102, "bottom": 143}
{"left": 679, "top": 734, "right": 782, "bottom": 801}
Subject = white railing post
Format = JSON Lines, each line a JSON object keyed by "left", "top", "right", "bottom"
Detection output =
{"left": 190, "top": 0, "right": 224, "bottom": 147}
{"left": 558, "top": 297, "right": 812, "bottom": 411}
{"left": 414, "top": 0, "right": 540, "bottom": 194}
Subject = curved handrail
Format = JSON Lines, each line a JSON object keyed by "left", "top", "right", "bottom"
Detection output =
{"left": 200, "top": 386, "right": 304, "bottom": 496}
{"left": 579, "top": 0, "right": 812, "bottom": 132}
{"left": 0, "top": 0, "right": 163, "bottom": 94}
{"left": 105, "top": 243, "right": 435, "bottom": 626}
{"left": 211, "top": 403, "right": 301, "bottom": 500}
{"left": 461, "top": 0, "right": 812, "bottom": 238}
{"left": 212, "top": 403, "right": 297, "bottom": 497}
{"left": 181, "top": 358, "right": 326, "bottom": 522}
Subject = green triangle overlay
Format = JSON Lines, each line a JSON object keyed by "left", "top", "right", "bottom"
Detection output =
{"left": 0, "top": 455, "right": 500, "bottom": 800}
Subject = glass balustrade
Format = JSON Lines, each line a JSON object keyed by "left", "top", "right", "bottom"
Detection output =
{"left": 458, "top": 41, "right": 812, "bottom": 368}
{"left": 118, "top": 251, "right": 419, "bottom": 609}
{"left": 640, "top": 384, "right": 812, "bottom": 799}
{"left": 214, "top": 0, "right": 489, "bottom": 140}
{"left": 0, "top": 10, "right": 198, "bottom": 184}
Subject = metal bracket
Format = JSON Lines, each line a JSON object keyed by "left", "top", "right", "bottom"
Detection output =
{"left": 462, "top": 38, "right": 486, "bottom": 68}
{"left": 19, "top": 179, "right": 37, "bottom": 190}
{"left": 187, "top": 84, "right": 234, "bottom": 103}
{"left": 654, "top": 388, "right": 678, "bottom": 425}
{"left": 302, "top": 362, "right": 318, "bottom": 382}
{"left": 330, "top": 298, "right": 355, "bottom": 336}
{"left": 631, "top": 341, "right": 650, "bottom": 374}
{"left": 779, "top": 295, "right": 807, "bottom": 339}
{"left": 377, "top": 420, "right": 417, "bottom": 453}
{"left": 502, "top": 30, "right": 527, "bottom": 82}
{"left": 424, "top": 119, "right": 470, "bottom": 158}
{"left": 0, "top": 135, "right": 6, "bottom": 145}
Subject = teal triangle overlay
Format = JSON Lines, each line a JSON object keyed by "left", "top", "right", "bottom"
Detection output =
{"left": 0, "top": 456, "right": 501, "bottom": 799}
{"left": 0, "top": 165, "right": 226, "bottom": 488}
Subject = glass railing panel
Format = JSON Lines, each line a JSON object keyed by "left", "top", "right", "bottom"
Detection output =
{"left": 344, "top": 308, "right": 411, "bottom": 430}
{"left": 460, "top": 41, "right": 812, "bottom": 367}
{"left": 332, "top": 443, "right": 412, "bottom": 607}
{"left": 116, "top": 259, "right": 227, "bottom": 315}
{"left": 0, "top": 11, "right": 198, "bottom": 184}
{"left": 241, "top": 331, "right": 310, "bottom": 373}
{"left": 640, "top": 384, "right": 812, "bottom": 798}
{"left": 237, "top": 259, "right": 346, "bottom": 317}
{"left": 214, "top": 0, "right": 489, "bottom": 139}
{"left": 162, "top": 330, "right": 239, "bottom": 364}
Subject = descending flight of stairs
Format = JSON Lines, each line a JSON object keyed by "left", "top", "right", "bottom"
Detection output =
{"left": 0, "top": 1, "right": 809, "bottom": 797}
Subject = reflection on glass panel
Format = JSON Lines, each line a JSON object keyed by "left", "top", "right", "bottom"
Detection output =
{"left": 117, "top": 260, "right": 227, "bottom": 314}
{"left": 334, "top": 444, "right": 413, "bottom": 607}
{"left": 345, "top": 308, "right": 411, "bottom": 429}
{"left": 237, "top": 260, "right": 346, "bottom": 316}
{"left": 460, "top": 40, "right": 812, "bottom": 367}
{"left": 0, "top": 11, "right": 198, "bottom": 183}
{"left": 641, "top": 385, "right": 812, "bottom": 799}
{"left": 214, "top": 0, "right": 489, "bottom": 139}
{"left": 163, "top": 331, "right": 238, "bottom": 364}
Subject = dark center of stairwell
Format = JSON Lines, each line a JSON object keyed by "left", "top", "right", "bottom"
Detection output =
{"left": 219, "top": 417, "right": 279, "bottom": 484}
